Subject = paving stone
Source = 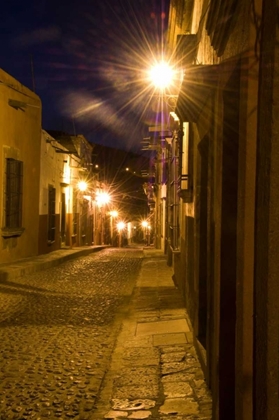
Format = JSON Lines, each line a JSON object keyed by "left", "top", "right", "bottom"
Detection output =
{"left": 104, "top": 410, "right": 128, "bottom": 418}
{"left": 127, "top": 411, "right": 152, "bottom": 419}
{"left": 163, "top": 381, "right": 193, "bottom": 398}
{"left": 161, "top": 361, "right": 189, "bottom": 375}
{"left": 153, "top": 333, "right": 187, "bottom": 346}
{"left": 161, "top": 351, "right": 187, "bottom": 363}
{"left": 111, "top": 399, "right": 156, "bottom": 411}
{"left": 159, "top": 398, "right": 199, "bottom": 415}
{"left": 136, "top": 319, "right": 190, "bottom": 336}
{"left": 113, "top": 384, "right": 159, "bottom": 400}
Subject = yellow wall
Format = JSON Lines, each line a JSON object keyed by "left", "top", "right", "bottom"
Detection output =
{"left": 0, "top": 69, "right": 41, "bottom": 263}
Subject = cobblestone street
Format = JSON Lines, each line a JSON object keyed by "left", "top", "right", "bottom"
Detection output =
{"left": 0, "top": 248, "right": 142, "bottom": 420}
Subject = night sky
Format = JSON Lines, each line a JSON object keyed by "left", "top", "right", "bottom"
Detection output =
{"left": 1, "top": 0, "right": 170, "bottom": 152}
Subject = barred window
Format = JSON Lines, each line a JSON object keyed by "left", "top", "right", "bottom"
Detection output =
{"left": 48, "top": 186, "right": 56, "bottom": 243}
{"left": 5, "top": 158, "right": 23, "bottom": 228}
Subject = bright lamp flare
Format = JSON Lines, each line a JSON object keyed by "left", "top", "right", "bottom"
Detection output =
{"left": 110, "top": 210, "right": 118, "bottom": 218}
{"left": 149, "top": 62, "right": 174, "bottom": 89}
{"left": 78, "top": 181, "right": 87, "bottom": 192}
{"left": 96, "top": 192, "right": 110, "bottom": 206}
{"left": 117, "top": 221, "right": 125, "bottom": 231}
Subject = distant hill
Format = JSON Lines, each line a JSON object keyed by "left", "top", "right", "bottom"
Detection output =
{"left": 91, "top": 143, "right": 151, "bottom": 220}
{"left": 91, "top": 143, "right": 150, "bottom": 181}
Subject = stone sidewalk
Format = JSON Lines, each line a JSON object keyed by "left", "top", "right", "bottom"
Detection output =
{"left": 92, "top": 249, "right": 212, "bottom": 420}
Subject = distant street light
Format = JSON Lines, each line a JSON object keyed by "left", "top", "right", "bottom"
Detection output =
{"left": 95, "top": 191, "right": 111, "bottom": 244}
{"left": 141, "top": 220, "right": 150, "bottom": 246}
{"left": 117, "top": 221, "right": 126, "bottom": 247}
{"left": 117, "top": 221, "right": 125, "bottom": 231}
{"left": 78, "top": 180, "right": 88, "bottom": 192}
{"left": 96, "top": 191, "right": 110, "bottom": 206}
{"left": 110, "top": 210, "right": 119, "bottom": 218}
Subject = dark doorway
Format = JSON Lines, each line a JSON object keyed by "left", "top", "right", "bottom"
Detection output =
{"left": 186, "top": 215, "right": 195, "bottom": 323}
{"left": 219, "top": 63, "right": 240, "bottom": 418}
{"left": 81, "top": 200, "right": 89, "bottom": 245}
{"left": 61, "top": 193, "right": 66, "bottom": 246}
{"left": 197, "top": 135, "right": 209, "bottom": 349}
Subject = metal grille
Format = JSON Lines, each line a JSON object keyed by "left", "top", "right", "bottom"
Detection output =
{"left": 5, "top": 158, "right": 23, "bottom": 228}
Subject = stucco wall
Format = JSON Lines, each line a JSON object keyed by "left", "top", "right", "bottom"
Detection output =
{"left": 167, "top": 1, "right": 264, "bottom": 419}
{"left": 0, "top": 69, "right": 41, "bottom": 263}
{"left": 254, "top": 0, "right": 279, "bottom": 417}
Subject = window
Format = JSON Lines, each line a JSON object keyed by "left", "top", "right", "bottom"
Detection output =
{"left": 3, "top": 158, "right": 23, "bottom": 236}
{"left": 179, "top": 122, "right": 193, "bottom": 202}
{"left": 48, "top": 186, "right": 56, "bottom": 243}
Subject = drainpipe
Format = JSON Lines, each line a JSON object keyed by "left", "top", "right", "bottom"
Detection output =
{"left": 172, "top": 131, "right": 179, "bottom": 251}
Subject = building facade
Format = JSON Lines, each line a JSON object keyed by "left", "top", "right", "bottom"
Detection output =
{"left": 1, "top": 71, "right": 127, "bottom": 264}
{"left": 150, "top": 1, "right": 279, "bottom": 419}
{"left": 0, "top": 69, "right": 41, "bottom": 263}
{"left": 39, "top": 129, "right": 74, "bottom": 254}
{"left": 44, "top": 131, "right": 97, "bottom": 250}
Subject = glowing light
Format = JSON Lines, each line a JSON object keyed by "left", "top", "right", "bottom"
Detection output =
{"left": 149, "top": 62, "right": 174, "bottom": 90}
{"left": 78, "top": 181, "right": 87, "bottom": 191}
{"left": 170, "top": 111, "right": 180, "bottom": 121}
{"left": 117, "top": 221, "right": 125, "bottom": 231}
{"left": 96, "top": 192, "right": 110, "bottom": 206}
{"left": 142, "top": 220, "right": 148, "bottom": 228}
{"left": 59, "top": 8, "right": 176, "bottom": 148}
{"left": 110, "top": 210, "right": 118, "bottom": 218}
{"left": 62, "top": 163, "right": 71, "bottom": 185}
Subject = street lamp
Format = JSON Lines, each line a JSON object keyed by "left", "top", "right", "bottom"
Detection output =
{"left": 146, "top": 60, "right": 182, "bottom": 119}
{"left": 77, "top": 180, "right": 88, "bottom": 192}
{"left": 95, "top": 191, "right": 111, "bottom": 245}
{"left": 148, "top": 61, "right": 175, "bottom": 90}
{"left": 96, "top": 191, "right": 110, "bottom": 206}
{"left": 141, "top": 220, "right": 150, "bottom": 245}
{"left": 147, "top": 59, "right": 183, "bottom": 94}
{"left": 117, "top": 221, "right": 126, "bottom": 247}
{"left": 110, "top": 210, "right": 118, "bottom": 218}
{"left": 142, "top": 220, "right": 148, "bottom": 228}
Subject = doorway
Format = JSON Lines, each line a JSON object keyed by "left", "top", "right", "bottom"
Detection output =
{"left": 219, "top": 62, "right": 240, "bottom": 417}
{"left": 61, "top": 193, "right": 66, "bottom": 246}
{"left": 197, "top": 135, "right": 209, "bottom": 349}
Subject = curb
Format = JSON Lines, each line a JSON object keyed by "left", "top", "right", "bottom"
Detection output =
{"left": 0, "top": 245, "right": 109, "bottom": 282}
